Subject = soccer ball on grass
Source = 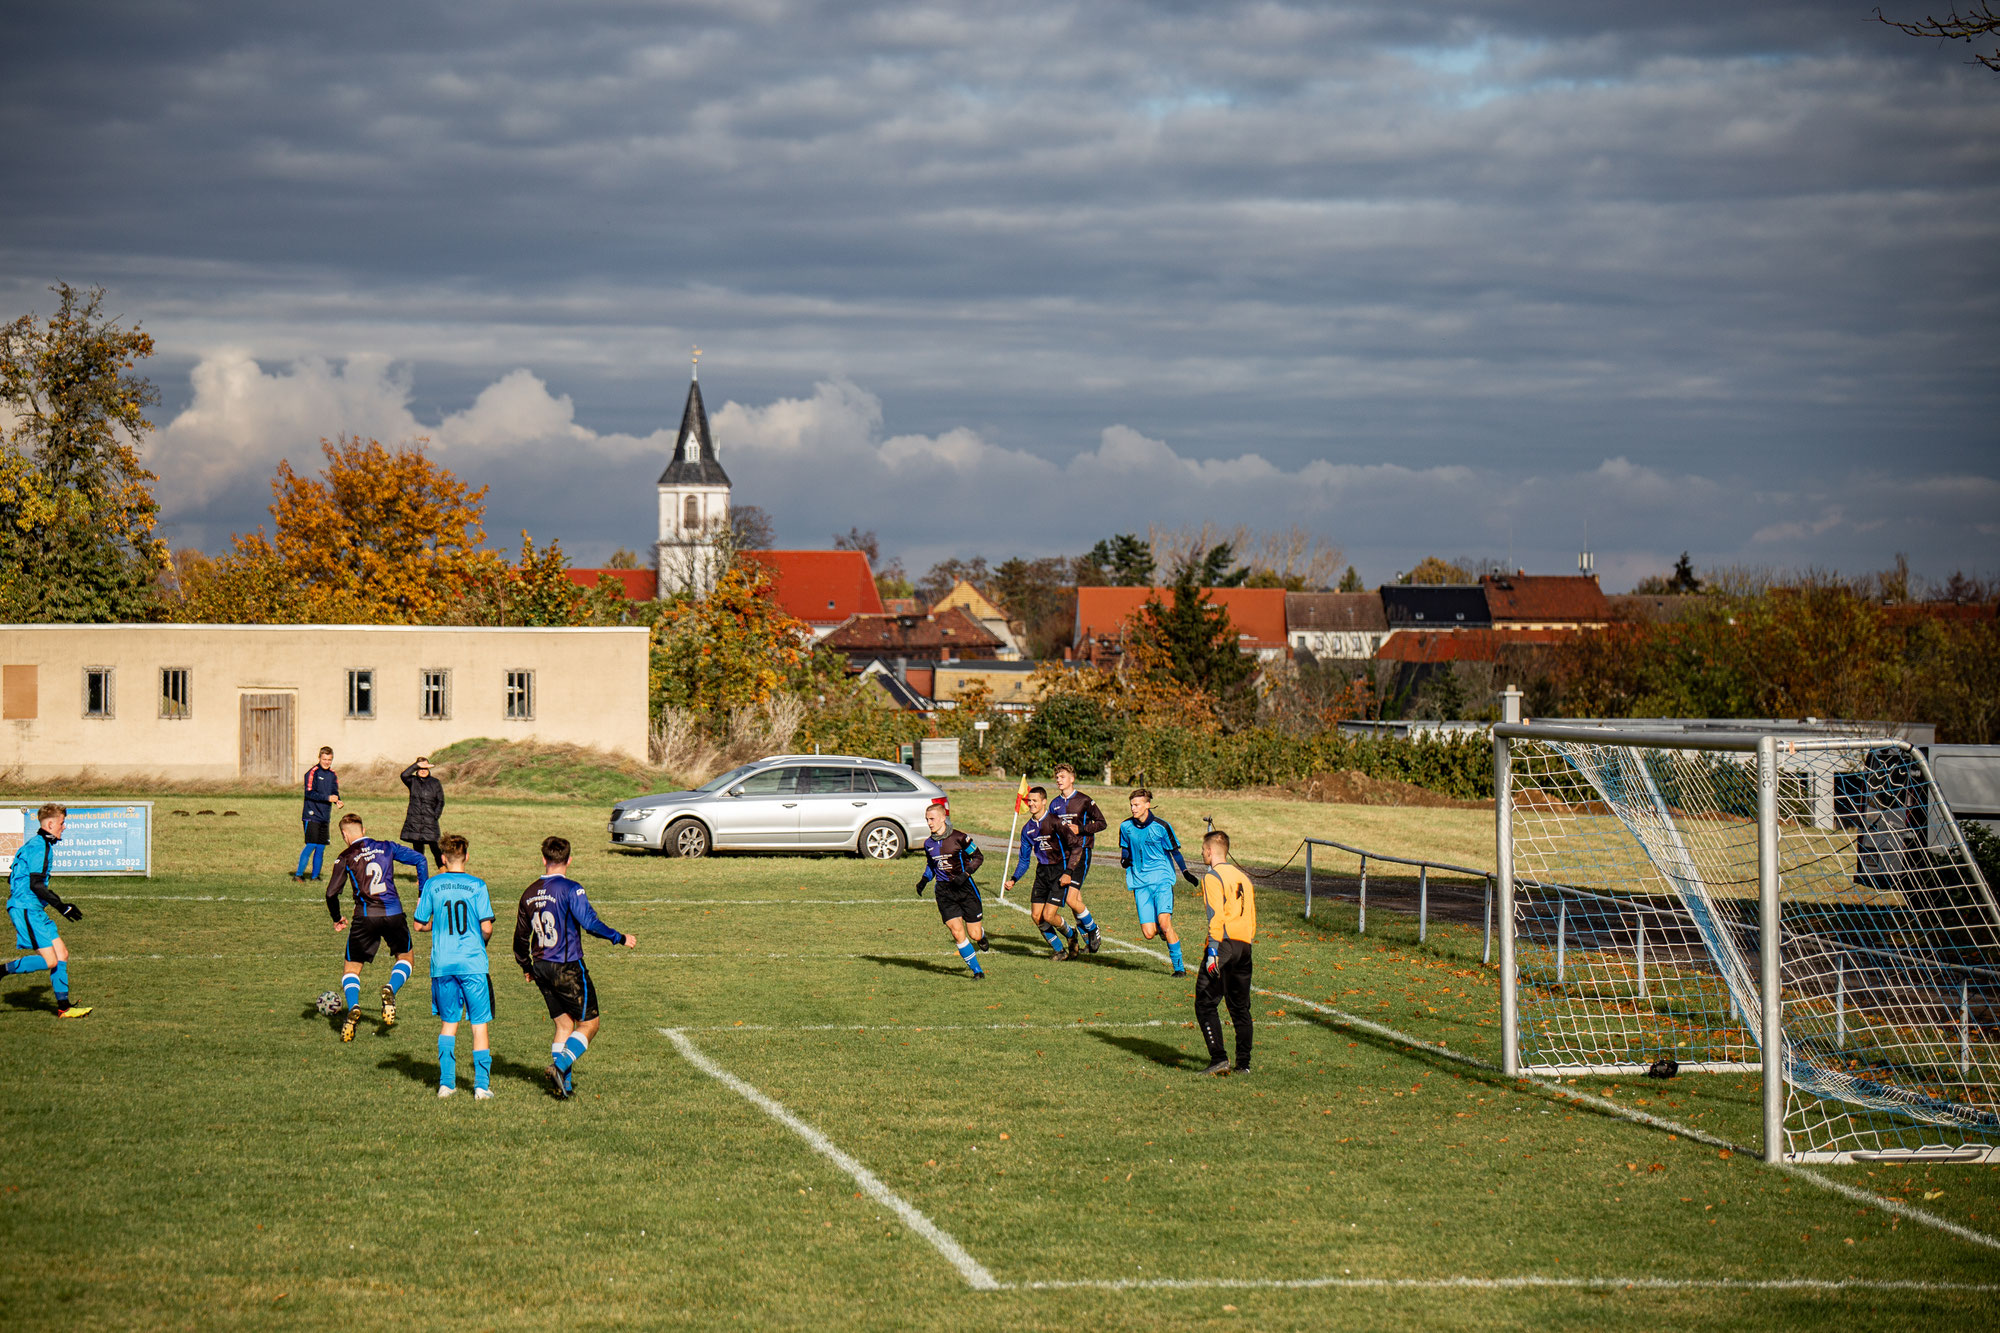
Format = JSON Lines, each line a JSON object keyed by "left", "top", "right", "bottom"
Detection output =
{"left": 315, "top": 991, "right": 343, "bottom": 1016}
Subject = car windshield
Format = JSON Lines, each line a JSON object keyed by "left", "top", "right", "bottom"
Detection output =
{"left": 694, "top": 763, "right": 761, "bottom": 794}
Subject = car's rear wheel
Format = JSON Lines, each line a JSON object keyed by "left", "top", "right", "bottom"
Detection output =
{"left": 664, "top": 818, "right": 711, "bottom": 858}
{"left": 858, "top": 819, "right": 905, "bottom": 860}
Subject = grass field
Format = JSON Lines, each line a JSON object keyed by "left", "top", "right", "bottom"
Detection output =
{"left": 2, "top": 790, "right": 1997, "bottom": 1330}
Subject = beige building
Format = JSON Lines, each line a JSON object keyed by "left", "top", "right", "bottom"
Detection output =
{"left": 0, "top": 624, "right": 651, "bottom": 782}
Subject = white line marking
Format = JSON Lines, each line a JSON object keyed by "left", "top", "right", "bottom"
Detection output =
{"left": 678, "top": 1017, "right": 1311, "bottom": 1034}
{"left": 989, "top": 896, "right": 2000, "bottom": 1256}
{"left": 660, "top": 1027, "right": 999, "bottom": 1291}
{"left": 1014, "top": 1275, "right": 2000, "bottom": 1293}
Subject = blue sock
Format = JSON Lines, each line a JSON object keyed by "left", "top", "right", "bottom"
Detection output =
{"left": 1040, "top": 927, "right": 1066, "bottom": 957}
{"left": 1076, "top": 909, "right": 1096, "bottom": 934}
{"left": 553, "top": 1032, "right": 588, "bottom": 1074}
{"left": 52, "top": 961, "right": 68, "bottom": 994}
{"left": 1168, "top": 940, "right": 1185, "bottom": 972}
{"left": 6, "top": 956, "right": 50, "bottom": 975}
{"left": 296, "top": 845, "right": 312, "bottom": 876}
{"left": 473, "top": 1049, "right": 491, "bottom": 1092}
{"left": 956, "top": 940, "right": 983, "bottom": 976}
{"left": 342, "top": 974, "right": 361, "bottom": 1009}
{"left": 388, "top": 960, "right": 411, "bottom": 995}
{"left": 438, "top": 1034, "right": 457, "bottom": 1089}
{"left": 309, "top": 844, "right": 324, "bottom": 877}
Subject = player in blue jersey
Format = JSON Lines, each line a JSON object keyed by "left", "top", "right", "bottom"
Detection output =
{"left": 5, "top": 804, "right": 90, "bottom": 1018}
{"left": 324, "top": 811, "right": 430, "bottom": 1042}
{"left": 915, "top": 799, "right": 988, "bottom": 979}
{"left": 1047, "top": 764, "right": 1107, "bottom": 954}
{"left": 293, "top": 747, "right": 342, "bottom": 881}
{"left": 1003, "top": 787, "right": 1084, "bottom": 960}
{"left": 412, "top": 833, "right": 495, "bottom": 1099}
{"left": 1118, "top": 789, "right": 1202, "bottom": 976}
{"left": 514, "top": 835, "right": 636, "bottom": 1100}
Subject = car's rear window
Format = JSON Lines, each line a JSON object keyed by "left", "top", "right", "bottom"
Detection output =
{"left": 799, "top": 766, "right": 857, "bottom": 794}
{"left": 867, "top": 769, "right": 918, "bottom": 793}
{"left": 736, "top": 767, "right": 800, "bottom": 795}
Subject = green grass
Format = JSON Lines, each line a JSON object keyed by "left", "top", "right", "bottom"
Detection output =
{"left": 2, "top": 795, "right": 1997, "bottom": 1330}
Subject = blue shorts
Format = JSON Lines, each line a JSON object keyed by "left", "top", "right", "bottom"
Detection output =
{"left": 1130, "top": 881, "right": 1176, "bottom": 924}
{"left": 430, "top": 974, "right": 494, "bottom": 1025}
{"left": 10, "top": 902, "right": 59, "bottom": 952}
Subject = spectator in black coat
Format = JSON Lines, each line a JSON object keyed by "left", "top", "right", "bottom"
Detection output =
{"left": 400, "top": 757, "right": 446, "bottom": 866}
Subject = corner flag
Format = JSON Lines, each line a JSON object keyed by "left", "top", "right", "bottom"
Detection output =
{"left": 1013, "top": 775, "right": 1031, "bottom": 814}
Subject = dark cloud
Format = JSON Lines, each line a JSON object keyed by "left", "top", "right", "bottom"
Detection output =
{"left": 2, "top": 0, "right": 1995, "bottom": 588}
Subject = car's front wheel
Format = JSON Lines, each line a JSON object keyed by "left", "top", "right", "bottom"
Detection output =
{"left": 664, "top": 818, "right": 711, "bottom": 858}
{"left": 858, "top": 819, "right": 905, "bottom": 860}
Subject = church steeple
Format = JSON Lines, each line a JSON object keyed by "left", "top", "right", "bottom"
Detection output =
{"left": 656, "top": 376, "right": 730, "bottom": 487}
{"left": 654, "top": 361, "right": 733, "bottom": 598}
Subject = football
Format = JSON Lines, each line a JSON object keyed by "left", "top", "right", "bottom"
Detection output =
{"left": 315, "top": 991, "right": 343, "bottom": 1016}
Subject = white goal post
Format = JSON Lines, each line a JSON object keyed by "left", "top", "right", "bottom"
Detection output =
{"left": 1494, "top": 722, "right": 2000, "bottom": 1165}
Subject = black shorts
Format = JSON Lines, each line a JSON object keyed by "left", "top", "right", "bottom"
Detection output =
{"left": 532, "top": 960, "right": 600, "bottom": 1023}
{"left": 1030, "top": 861, "right": 1073, "bottom": 907}
{"left": 934, "top": 882, "right": 983, "bottom": 926}
{"left": 303, "top": 819, "right": 330, "bottom": 846}
{"left": 346, "top": 913, "right": 413, "bottom": 964}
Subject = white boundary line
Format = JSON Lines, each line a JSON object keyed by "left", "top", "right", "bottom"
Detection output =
{"left": 987, "top": 895, "right": 2000, "bottom": 1256}
{"left": 679, "top": 1017, "right": 1310, "bottom": 1034}
{"left": 660, "top": 1026, "right": 1000, "bottom": 1290}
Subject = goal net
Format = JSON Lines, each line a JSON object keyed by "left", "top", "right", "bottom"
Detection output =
{"left": 1501, "top": 727, "right": 2000, "bottom": 1163}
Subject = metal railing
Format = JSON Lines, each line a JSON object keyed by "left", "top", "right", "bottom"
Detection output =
{"left": 1301, "top": 838, "right": 1498, "bottom": 963}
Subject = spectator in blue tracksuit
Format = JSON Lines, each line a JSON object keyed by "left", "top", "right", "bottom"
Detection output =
{"left": 294, "top": 746, "right": 342, "bottom": 881}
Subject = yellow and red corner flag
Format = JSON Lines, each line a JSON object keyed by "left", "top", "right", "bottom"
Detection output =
{"left": 1013, "top": 775, "right": 1031, "bottom": 814}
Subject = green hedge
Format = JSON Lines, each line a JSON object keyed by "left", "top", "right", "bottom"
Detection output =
{"left": 1112, "top": 725, "right": 1493, "bottom": 799}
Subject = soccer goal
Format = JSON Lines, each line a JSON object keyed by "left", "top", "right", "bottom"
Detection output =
{"left": 1494, "top": 722, "right": 2000, "bottom": 1165}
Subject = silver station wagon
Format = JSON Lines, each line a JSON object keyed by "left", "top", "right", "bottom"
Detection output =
{"left": 606, "top": 755, "right": 945, "bottom": 859}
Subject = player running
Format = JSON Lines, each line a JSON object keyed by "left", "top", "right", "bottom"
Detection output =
{"left": 1194, "top": 829, "right": 1257, "bottom": 1077}
{"left": 514, "top": 836, "right": 637, "bottom": 1100}
{"left": 5, "top": 804, "right": 90, "bottom": 1018}
{"left": 915, "top": 798, "right": 988, "bottom": 979}
{"left": 1003, "top": 787, "right": 1084, "bottom": 960}
{"left": 325, "top": 812, "right": 430, "bottom": 1041}
{"left": 412, "top": 833, "right": 495, "bottom": 1099}
{"left": 293, "top": 747, "right": 341, "bottom": 881}
{"left": 1118, "top": 788, "right": 1200, "bottom": 976}
{"left": 1046, "top": 763, "right": 1106, "bottom": 953}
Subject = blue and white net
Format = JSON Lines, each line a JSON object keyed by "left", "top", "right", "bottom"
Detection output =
{"left": 1508, "top": 735, "right": 2000, "bottom": 1162}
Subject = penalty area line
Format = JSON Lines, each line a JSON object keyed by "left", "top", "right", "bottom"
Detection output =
{"left": 659, "top": 1027, "right": 1000, "bottom": 1291}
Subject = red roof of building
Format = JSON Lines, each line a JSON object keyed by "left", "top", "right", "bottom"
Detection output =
{"left": 822, "top": 606, "right": 1005, "bottom": 658}
{"left": 743, "top": 549, "right": 885, "bottom": 625}
{"left": 564, "top": 568, "right": 655, "bottom": 600}
{"left": 1481, "top": 574, "right": 1609, "bottom": 624}
{"left": 1377, "top": 628, "right": 1576, "bottom": 663}
{"left": 1073, "top": 586, "right": 1289, "bottom": 652}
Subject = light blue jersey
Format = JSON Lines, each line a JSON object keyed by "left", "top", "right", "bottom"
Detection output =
{"left": 1119, "top": 815, "right": 1186, "bottom": 891}
{"left": 414, "top": 872, "right": 494, "bottom": 977}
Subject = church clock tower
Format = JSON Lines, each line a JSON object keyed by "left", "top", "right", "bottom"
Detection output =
{"left": 654, "top": 350, "right": 732, "bottom": 598}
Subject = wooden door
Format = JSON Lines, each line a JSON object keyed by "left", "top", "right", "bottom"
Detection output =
{"left": 239, "top": 693, "right": 295, "bottom": 781}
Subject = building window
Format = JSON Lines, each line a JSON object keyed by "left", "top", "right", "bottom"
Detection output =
{"left": 683, "top": 494, "right": 699, "bottom": 531}
{"left": 160, "top": 668, "right": 191, "bottom": 719}
{"left": 347, "top": 669, "right": 375, "bottom": 718}
{"left": 421, "top": 669, "right": 450, "bottom": 720}
{"left": 505, "top": 670, "right": 534, "bottom": 720}
{"left": 84, "top": 667, "right": 114, "bottom": 718}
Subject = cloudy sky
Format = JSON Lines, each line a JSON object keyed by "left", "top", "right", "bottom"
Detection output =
{"left": 5, "top": 1, "right": 1996, "bottom": 591}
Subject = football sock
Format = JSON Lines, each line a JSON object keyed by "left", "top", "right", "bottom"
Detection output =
{"left": 295, "top": 845, "right": 313, "bottom": 876}
{"left": 1075, "top": 909, "right": 1097, "bottom": 934}
{"left": 553, "top": 1032, "right": 589, "bottom": 1074}
{"left": 438, "top": 1034, "right": 457, "bottom": 1090}
{"left": 1039, "top": 927, "right": 1066, "bottom": 957}
{"left": 5, "top": 956, "right": 49, "bottom": 975}
{"left": 473, "top": 1049, "right": 492, "bottom": 1092}
{"left": 955, "top": 939, "right": 982, "bottom": 976}
{"left": 51, "top": 961, "right": 68, "bottom": 994}
{"left": 343, "top": 975, "right": 362, "bottom": 1009}
{"left": 388, "top": 960, "right": 411, "bottom": 994}
{"left": 1167, "top": 940, "right": 1185, "bottom": 972}
{"left": 308, "top": 844, "right": 324, "bottom": 877}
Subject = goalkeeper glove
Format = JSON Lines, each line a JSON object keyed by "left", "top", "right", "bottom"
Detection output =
{"left": 56, "top": 901, "right": 82, "bottom": 922}
{"left": 1204, "top": 941, "right": 1219, "bottom": 976}
{"left": 1182, "top": 868, "right": 1202, "bottom": 887}
{"left": 914, "top": 872, "right": 930, "bottom": 897}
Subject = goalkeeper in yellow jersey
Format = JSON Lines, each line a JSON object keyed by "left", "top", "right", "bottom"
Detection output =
{"left": 1193, "top": 829, "right": 1256, "bottom": 1076}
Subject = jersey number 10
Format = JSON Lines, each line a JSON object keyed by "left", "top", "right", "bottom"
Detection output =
{"left": 442, "top": 900, "right": 471, "bottom": 935}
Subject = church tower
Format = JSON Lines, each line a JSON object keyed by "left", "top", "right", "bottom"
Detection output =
{"left": 654, "top": 353, "right": 731, "bottom": 598}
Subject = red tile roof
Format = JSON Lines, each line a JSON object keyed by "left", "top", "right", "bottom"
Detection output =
{"left": 822, "top": 606, "right": 1005, "bottom": 657}
{"left": 1073, "top": 586, "right": 1289, "bottom": 652}
{"left": 743, "top": 550, "right": 886, "bottom": 626}
{"left": 564, "top": 568, "right": 655, "bottom": 600}
{"left": 1481, "top": 574, "right": 1610, "bottom": 624}
{"left": 1377, "top": 628, "right": 1577, "bottom": 663}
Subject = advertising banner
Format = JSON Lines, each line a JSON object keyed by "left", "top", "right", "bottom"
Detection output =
{"left": 0, "top": 803, "right": 153, "bottom": 876}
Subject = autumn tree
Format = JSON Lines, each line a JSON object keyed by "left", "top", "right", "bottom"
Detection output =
{"left": 650, "top": 558, "right": 816, "bottom": 714}
{"left": 1400, "top": 555, "right": 1475, "bottom": 585}
{"left": 0, "top": 283, "right": 167, "bottom": 621}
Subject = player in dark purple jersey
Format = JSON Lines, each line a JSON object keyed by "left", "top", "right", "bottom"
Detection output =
{"left": 1046, "top": 763, "right": 1107, "bottom": 953}
{"left": 915, "top": 798, "right": 988, "bottom": 979}
{"left": 324, "top": 811, "right": 430, "bottom": 1042}
{"left": 1003, "top": 787, "right": 1083, "bottom": 960}
{"left": 513, "top": 835, "right": 636, "bottom": 1099}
